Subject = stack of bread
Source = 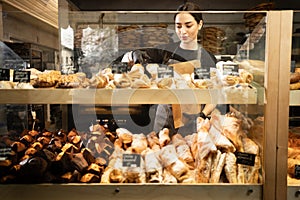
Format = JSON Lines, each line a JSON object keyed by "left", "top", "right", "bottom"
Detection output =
{"left": 0, "top": 107, "right": 262, "bottom": 184}
{"left": 118, "top": 25, "right": 142, "bottom": 50}
{"left": 101, "top": 109, "right": 262, "bottom": 184}
{"left": 0, "top": 127, "right": 114, "bottom": 183}
{"left": 142, "top": 24, "right": 170, "bottom": 47}
{"left": 243, "top": 2, "right": 274, "bottom": 32}
{"left": 201, "top": 27, "right": 226, "bottom": 54}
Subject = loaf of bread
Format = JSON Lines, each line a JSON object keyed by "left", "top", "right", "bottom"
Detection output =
{"left": 290, "top": 72, "right": 300, "bottom": 83}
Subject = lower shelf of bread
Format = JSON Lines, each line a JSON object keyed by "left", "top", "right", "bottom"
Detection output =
{"left": 0, "top": 88, "right": 258, "bottom": 104}
{"left": 0, "top": 184, "right": 262, "bottom": 200}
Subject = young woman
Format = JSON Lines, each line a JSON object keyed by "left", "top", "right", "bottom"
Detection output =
{"left": 150, "top": 2, "right": 217, "bottom": 136}
{"left": 121, "top": 2, "right": 218, "bottom": 136}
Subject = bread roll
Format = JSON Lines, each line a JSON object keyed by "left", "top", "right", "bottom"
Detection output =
{"left": 290, "top": 72, "right": 300, "bottom": 83}
{"left": 290, "top": 82, "right": 300, "bottom": 90}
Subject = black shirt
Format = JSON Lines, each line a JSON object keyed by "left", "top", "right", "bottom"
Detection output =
{"left": 141, "top": 41, "right": 217, "bottom": 67}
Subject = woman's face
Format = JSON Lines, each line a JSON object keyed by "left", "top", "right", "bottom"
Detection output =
{"left": 175, "top": 12, "right": 202, "bottom": 48}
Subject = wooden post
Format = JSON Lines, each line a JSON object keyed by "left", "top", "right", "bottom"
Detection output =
{"left": 264, "top": 10, "right": 293, "bottom": 200}
{"left": 277, "top": 10, "right": 293, "bottom": 200}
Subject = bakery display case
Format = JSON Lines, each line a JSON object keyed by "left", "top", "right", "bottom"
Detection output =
{"left": 0, "top": 3, "right": 294, "bottom": 200}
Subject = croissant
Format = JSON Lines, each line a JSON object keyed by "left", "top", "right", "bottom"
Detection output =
{"left": 114, "top": 73, "right": 132, "bottom": 88}
{"left": 239, "top": 70, "right": 253, "bottom": 83}
{"left": 157, "top": 78, "right": 174, "bottom": 89}
{"left": 131, "top": 74, "right": 151, "bottom": 88}
{"left": 146, "top": 63, "right": 159, "bottom": 81}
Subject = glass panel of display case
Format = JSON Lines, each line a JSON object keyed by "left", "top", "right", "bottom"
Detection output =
{"left": 1, "top": 8, "right": 283, "bottom": 199}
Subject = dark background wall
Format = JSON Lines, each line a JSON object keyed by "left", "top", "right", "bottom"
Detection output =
{"left": 68, "top": 0, "right": 300, "bottom": 11}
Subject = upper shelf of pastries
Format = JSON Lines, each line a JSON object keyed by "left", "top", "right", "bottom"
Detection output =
{"left": 0, "top": 61, "right": 259, "bottom": 104}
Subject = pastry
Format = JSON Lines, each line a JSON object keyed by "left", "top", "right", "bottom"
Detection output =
{"left": 146, "top": 131, "right": 160, "bottom": 150}
{"left": 224, "top": 152, "right": 237, "bottom": 183}
{"left": 144, "top": 149, "right": 163, "bottom": 183}
{"left": 158, "top": 128, "right": 171, "bottom": 148}
{"left": 209, "top": 124, "right": 236, "bottom": 152}
{"left": 157, "top": 78, "right": 174, "bottom": 89}
{"left": 131, "top": 133, "right": 148, "bottom": 154}
{"left": 172, "top": 134, "right": 194, "bottom": 168}
{"left": 196, "top": 153, "right": 212, "bottom": 183}
{"left": 209, "top": 150, "right": 226, "bottom": 183}
{"left": 196, "top": 128, "right": 217, "bottom": 160}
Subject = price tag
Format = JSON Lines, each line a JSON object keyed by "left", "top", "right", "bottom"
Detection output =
{"left": 295, "top": 165, "right": 300, "bottom": 179}
{"left": 0, "top": 68, "right": 10, "bottom": 81}
{"left": 194, "top": 67, "right": 210, "bottom": 79}
{"left": 13, "top": 71, "right": 30, "bottom": 83}
{"left": 222, "top": 63, "right": 239, "bottom": 76}
{"left": 0, "top": 147, "right": 11, "bottom": 160}
{"left": 157, "top": 64, "right": 174, "bottom": 79}
{"left": 235, "top": 152, "right": 256, "bottom": 166}
{"left": 122, "top": 153, "right": 141, "bottom": 167}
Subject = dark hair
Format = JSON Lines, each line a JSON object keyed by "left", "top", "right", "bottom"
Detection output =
{"left": 175, "top": 2, "right": 203, "bottom": 23}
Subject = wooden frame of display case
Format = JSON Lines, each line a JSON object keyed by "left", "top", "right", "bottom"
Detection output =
{"left": 0, "top": 10, "right": 294, "bottom": 200}
{"left": 266, "top": 11, "right": 292, "bottom": 200}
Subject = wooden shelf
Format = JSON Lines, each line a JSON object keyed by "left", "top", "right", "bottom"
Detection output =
{"left": 0, "top": 88, "right": 257, "bottom": 105}
{"left": 0, "top": 184, "right": 262, "bottom": 200}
